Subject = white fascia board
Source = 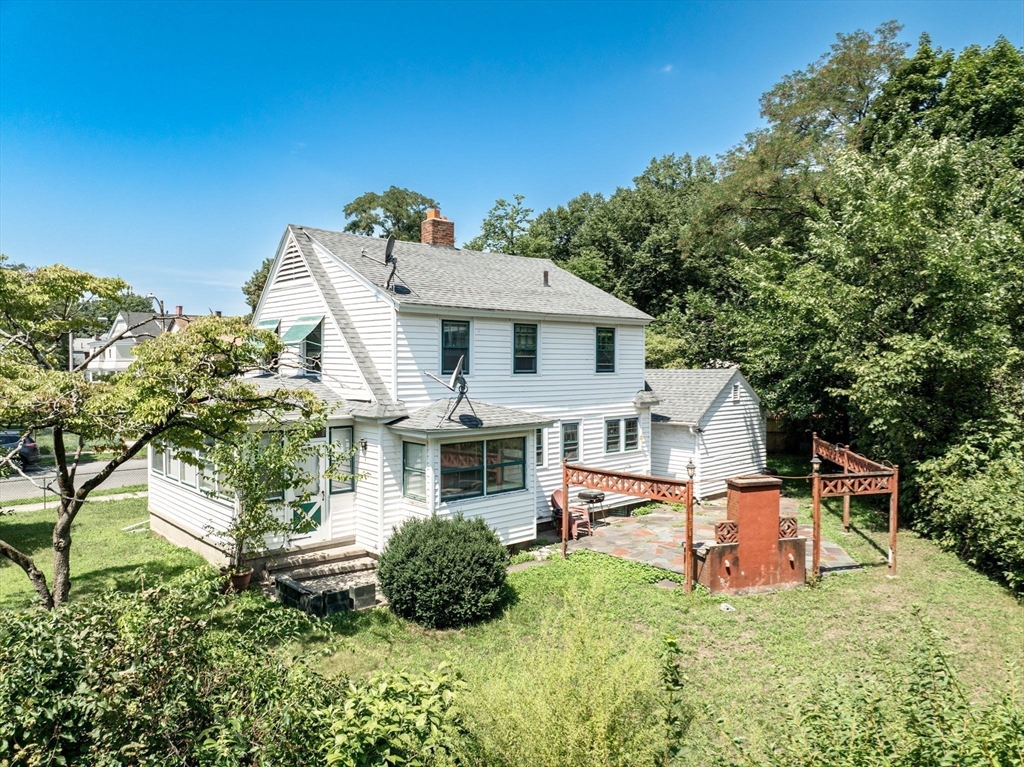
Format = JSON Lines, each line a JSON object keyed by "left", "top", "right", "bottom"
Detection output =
{"left": 395, "top": 305, "right": 651, "bottom": 326}
{"left": 250, "top": 229, "right": 293, "bottom": 324}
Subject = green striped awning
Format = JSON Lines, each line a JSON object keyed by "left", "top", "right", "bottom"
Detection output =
{"left": 255, "top": 318, "right": 280, "bottom": 333}
{"left": 280, "top": 315, "right": 323, "bottom": 345}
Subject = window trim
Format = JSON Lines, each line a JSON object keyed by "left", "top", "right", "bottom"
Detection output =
{"left": 624, "top": 417, "right": 640, "bottom": 451}
{"left": 441, "top": 319, "right": 471, "bottom": 375}
{"left": 562, "top": 422, "right": 580, "bottom": 462}
{"left": 605, "top": 419, "right": 622, "bottom": 453}
{"left": 303, "top": 320, "right": 323, "bottom": 377}
{"left": 535, "top": 428, "right": 545, "bottom": 467}
{"left": 513, "top": 323, "right": 538, "bottom": 375}
{"left": 596, "top": 327, "right": 616, "bottom": 373}
{"left": 402, "top": 441, "right": 427, "bottom": 501}
{"left": 329, "top": 426, "right": 355, "bottom": 494}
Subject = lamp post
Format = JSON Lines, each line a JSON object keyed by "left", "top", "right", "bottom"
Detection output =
{"left": 810, "top": 454, "right": 822, "bottom": 579}
{"left": 684, "top": 457, "right": 696, "bottom": 593}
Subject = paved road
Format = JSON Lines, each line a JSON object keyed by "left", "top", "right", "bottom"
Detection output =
{"left": 0, "top": 458, "right": 148, "bottom": 504}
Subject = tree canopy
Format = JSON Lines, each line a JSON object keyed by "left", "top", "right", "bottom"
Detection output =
{"left": 342, "top": 185, "right": 439, "bottom": 241}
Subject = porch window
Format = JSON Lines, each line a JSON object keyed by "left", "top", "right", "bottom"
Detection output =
{"left": 562, "top": 422, "right": 579, "bottom": 462}
{"left": 402, "top": 442, "right": 427, "bottom": 501}
{"left": 440, "top": 441, "right": 484, "bottom": 501}
{"left": 536, "top": 428, "right": 545, "bottom": 467}
{"left": 151, "top": 445, "right": 165, "bottom": 474}
{"left": 168, "top": 453, "right": 181, "bottom": 481}
{"left": 181, "top": 457, "right": 198, "bottom": 488}
{"left": 596, "top": 327, "right": 615, "bottom": 373}
{"left": 486, "top": 437, "right": 526, "bottom": 494}
{"left": 199, "top": 455, "right": 217, "bottom": 493}
{"left": 624, "top": 418, "right": 639, "bottom": 451}
{"left": 441, "top": 320, "right": 470, "bottom": 374}
{"left": 605, "top": 419, "right": 621, "bottom": 453}
{"left": 513, "top": 324, "right": 537, "bottom": 374}
{"left": 329, "top": 426, "right": 355, "bottom": 494}
{"left": 261, "top": 433, "right": 285, "bottom": 502}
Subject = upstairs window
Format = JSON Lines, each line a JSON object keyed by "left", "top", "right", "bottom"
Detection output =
{"left": 303, "top": 321, "right": 323, "bottom": 375}
{"left": 596, "top": 327, "right": 615, "bottom": 373}
{"left": 442, "top": 320, "right": 470, "bottom": 374}
{"left": 605, "top": 419, "right": 621, "bottom": 453}
{"left": 624, "top": 418, "right": 639, "bottom": 451}
{"left": 562, "top": 422, "right": 580, "bottom": 462}
{"left": 514, "top": 324, "right": 538, "bottom": 374}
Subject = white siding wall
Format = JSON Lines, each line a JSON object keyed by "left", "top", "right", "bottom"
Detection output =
{"left": 148, "top": 468, "right": 234, "bottom": 546}
{"left": 396, "top": 312, "right": 651, "bottom": 521}
{"left": 650, "top": 423, "right": 697, "bottom": 480}
{"left": 315, "top": 246, "right": 396, "bottom": 400}
{"left": 352, "top": 421, "right": 382, "bottom": 552}
{"left": 696, "top": 375, "right": 766, "bottom": 497}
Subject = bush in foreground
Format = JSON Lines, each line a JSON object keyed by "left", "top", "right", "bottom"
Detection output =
{"left": 377, "top": 514, "right": 509, "bottom": 629}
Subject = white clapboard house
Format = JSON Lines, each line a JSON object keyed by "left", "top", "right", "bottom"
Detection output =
{"left": 148, "top": 211, "right": 765, "bottom": 564}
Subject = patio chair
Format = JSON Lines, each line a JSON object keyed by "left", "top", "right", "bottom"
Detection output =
{"left": 550, "top": 489, "right": 592, "bottom": 539}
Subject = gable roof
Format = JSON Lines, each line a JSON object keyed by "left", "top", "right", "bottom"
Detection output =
{"left": 389, "top": 398, "right": 552, "bottom": 433}
{"left": 644, "top": 368, "right": 750, "bottom": 426}
{"left": 290, "top": 225, "right": 652, "bottom": 323}
{"left": 246, "top": 374, "right": 408, "bottom": 420}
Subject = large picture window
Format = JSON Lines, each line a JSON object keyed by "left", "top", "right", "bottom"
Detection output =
{"left": 562, "top": 422, "right": 580, "bottom": 462}
{"left": 596, "top": 327, "right": 615, "bottom": 373}
{"left": 329, "top": 426, "right": 355, "bottom": 494}
{"left": 624, "top": 417, "right": 640, "bottom": 451}
{"left": 513, "top": 323, "right": 537, "bottom": 374}
{"left": 486, "top": 437, "right": 526, "bottom": 495}
{"left": 440, "top": 441, "right": 484, "bottom": 501}
{"left": 442, "top": 320, "right": 470, "bottom": 374}
{"left": 605, "top": 419, "right": 621, "bottom": 453}
{"left": 402, "top": 442, "right": 427, "bottom": 501}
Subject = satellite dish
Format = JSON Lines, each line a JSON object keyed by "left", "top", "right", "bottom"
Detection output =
{"left": 384, "top": 235, "right": 396, "bottom": 264}
{"left": 423, "top": 355, "right": 476, "bottom": 422}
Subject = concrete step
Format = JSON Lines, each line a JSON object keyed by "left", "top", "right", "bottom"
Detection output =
{"left": 264, "top": 543, "right": 369, "bottom": 573}
{"left": 283, "top": 556, "right": 377, "bottom": 583}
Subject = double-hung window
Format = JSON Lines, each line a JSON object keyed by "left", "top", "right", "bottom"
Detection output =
{"left": 605, "top": 419, "right": 621, "bottom": 453}
{"left": 329, "top": 426, "right": 355, "bottom": 494}
{"left": 596, "top": 327, "right": 615, "bottom": 373}
{"left": 513, "top": 324, "right": 538, "bottom": 374}
{"left": 442, "top": 320, "right": 470, "bottom": 374}
{"left": 402, "top": 442, "right": 427, "bottom": 501}
{"left": 486, "top": 438, "right": 526, "bottom": 494}
{"left": 562, "top": 422, "right": 580, "bottom": 462}
{"left": 624, "top": 418, "right": 639, "bottom": 451}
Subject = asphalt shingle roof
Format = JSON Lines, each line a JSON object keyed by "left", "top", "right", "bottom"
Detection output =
{"left": 245, "top": 374, "right": 408, "bottom": 420}
{"left": 644, "top": 368, "right": 740, "bottom": 425}
{"left": 291, "top": 225, "right": 652, "bottom": 322}
{"left": 390, "top": 398, "right": 552, "bottom": 433}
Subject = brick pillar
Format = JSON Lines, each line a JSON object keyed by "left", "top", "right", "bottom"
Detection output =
{"left": 420, "top": 208, "right": 455, "bottom": 246}
{"left": 726, "top": 476, "right": 783, "bottom": 588}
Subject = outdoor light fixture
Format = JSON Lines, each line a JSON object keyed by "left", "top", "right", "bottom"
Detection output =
{"left": 359, "top": 438, "right": 368, "bottom": 453}
{"left": 686, "top": 457, "right": 696, "bottom": 479}
{"left": 810, "top": 455, "right": 822, "bottom": 473}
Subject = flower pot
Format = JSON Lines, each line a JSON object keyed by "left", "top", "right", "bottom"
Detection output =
{"left": 229, "top": 568, "right": 253, "bottom": 593}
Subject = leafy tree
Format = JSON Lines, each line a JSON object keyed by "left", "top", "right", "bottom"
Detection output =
{"left": 342, "top": 186, "right": 439, "bottom": 241}
{"left": 465, "top": 194, "right": 535, "bottom": 255}
{"left": 0, "top": 257, "right": 318, "bottom": 608}
{"left": 528, "top": 192, "right": 606, "bottom": 263}
{"left": 242, "top": 256, "right": 274, "bottom": 314}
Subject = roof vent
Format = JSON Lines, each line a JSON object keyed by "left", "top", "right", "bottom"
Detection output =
{"left": 277, "top": 241, "right": 310, "bottom": 281}
{"left": 543, "top": 270, "right": 549, "bottom": 287}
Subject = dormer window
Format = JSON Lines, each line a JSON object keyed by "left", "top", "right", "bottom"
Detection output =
{"left": 255, "top": 318, "right": 281, "bottom": 371}
{"left": 280, "top": 314, "right": 324, "bottom": 377}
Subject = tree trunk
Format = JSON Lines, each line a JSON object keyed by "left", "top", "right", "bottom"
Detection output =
{"left": 0, "top": 538, "right": 54, "bottom": 609}
{"left": 51, "top": 499, "right": 77, "bottom": 606}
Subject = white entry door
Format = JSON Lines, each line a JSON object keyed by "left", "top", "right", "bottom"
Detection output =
{"left": 289, "top": 438, "right": 328, "bottom": 544}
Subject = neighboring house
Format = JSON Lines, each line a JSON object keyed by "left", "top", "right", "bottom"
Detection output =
{"left": 148, "top": 211, "right": 765, "bottom": 564}
{"left": 646, "top": 368, "right": 766, "bottom": 497}
{"left": 84, "top": 308, "right": 192, "bottom": 380}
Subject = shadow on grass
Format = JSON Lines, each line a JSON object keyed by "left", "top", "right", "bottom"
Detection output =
{"left": 0, "top": 519, "right": 55, "bottom": 556}
{"left": 69, "top": 560, "right": 204, "bottom": 601}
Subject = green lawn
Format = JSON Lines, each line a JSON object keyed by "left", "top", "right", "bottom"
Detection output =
{"left": 0, "top": 498, "right": 206, "bottom": 610}
{"left": 1, "top": 483, "right": 1021, "bottom": 761}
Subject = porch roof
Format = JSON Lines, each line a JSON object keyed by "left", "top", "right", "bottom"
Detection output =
{"left": 388, "top": 397, "right": 552, "bottom": 433}
{"left": 245, "top": 374, "right": 408, "bottom": 420}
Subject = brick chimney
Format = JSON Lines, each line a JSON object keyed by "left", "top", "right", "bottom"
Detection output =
{"left": 420, "top": 208, "right": 455, "bottom": 247}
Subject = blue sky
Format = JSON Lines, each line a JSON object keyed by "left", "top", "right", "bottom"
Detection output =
{"left": 2, "top": 1, "right": 1021, "bottom": 315}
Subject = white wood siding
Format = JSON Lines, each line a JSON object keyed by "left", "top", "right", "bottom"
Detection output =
{"left": 352, "top": 421, "right": 382, "bottom": 552}
{"left": 650, "top": 423, "right": 697, "bottom": 480}
{"left": 696, "top": 374, "right": 766, "bottom": 497}
{"left": 148, "top": 469, "right": 234, "bottom": 545}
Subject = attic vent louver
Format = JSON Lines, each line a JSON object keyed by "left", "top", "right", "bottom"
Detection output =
{"left": 277, "top": 242, "right": 310, "bottom": 282}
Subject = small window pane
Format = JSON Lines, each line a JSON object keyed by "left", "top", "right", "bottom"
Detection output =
{"left": 605, "top": 420, "right": 621, "bottom": 453}
{"left": 487, "top": 462, "right": 524, "bottom": 494}
{"left": 513, "top": 324, "right": 537, "bottom": 374}
{"left": 486, "top": 437, "right": 526, "bottom": 494}
{"left": 304, "top": 322, "right": 323, "bottom": 375}
{"left": 440, "top": 441, "right": 484, "bottom": 500}
{"left": 536, "top": 428, "right": 544, "bottom": 467}
{"left": 151, "top": 446, "right": 165, "bottom": 474}
{"left": 330, "top": 426, "right": 355, "bottom": 494}
{"left": 181, "top": 459, "right": 197, "bottom": 487}
{"left": 624, "top": 418, "right": 639, "bottom": 451}
{"left": 442, "top": 320, "right": 470, "bottom": 374}
{"left": 200, "top": 459, "right": 217, "bottom": 492}
{"left": 403, "top": 442, "right": 427, "bottom": 501}
{"left": 562, "top": 422, "right": 579, "bottom": 462}
{"left": 168, "top": 454, "right": 181, "bottom": 481}
{"left": 596, "top": 328, "right": 615, "bottom": 373}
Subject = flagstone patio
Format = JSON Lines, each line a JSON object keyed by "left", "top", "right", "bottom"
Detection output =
{"left": 552, "top": 498, "right": 859, "bottom": 576}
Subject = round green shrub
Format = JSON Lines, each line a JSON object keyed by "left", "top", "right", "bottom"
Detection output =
{"left": 377, "top": 514, "right": 510, "bottom": 629}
